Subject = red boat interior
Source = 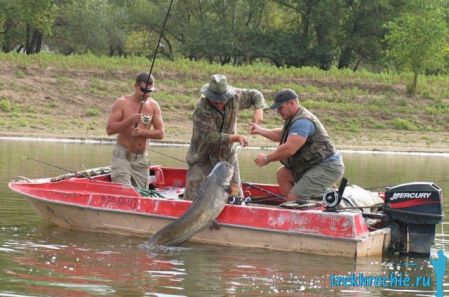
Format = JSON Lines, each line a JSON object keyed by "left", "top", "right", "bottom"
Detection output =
{"left": 151, "top": 166, "right": 286, "bottom": 205}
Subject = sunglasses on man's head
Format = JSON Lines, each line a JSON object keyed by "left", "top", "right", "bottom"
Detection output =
{"left": 140, "top": 86, "right": 153, "bottom": 93}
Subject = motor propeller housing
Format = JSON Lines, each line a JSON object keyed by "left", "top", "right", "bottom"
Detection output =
{"left": 384, "top": 182, "right": 444, "bottom": 255}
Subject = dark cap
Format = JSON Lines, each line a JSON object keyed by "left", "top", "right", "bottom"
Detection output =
{"left": 269, "top": 89, "right": 298, "bottom": 109}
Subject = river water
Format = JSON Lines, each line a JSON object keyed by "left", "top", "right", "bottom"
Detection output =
{"left": 0, "top": 139, "right": 448, "bottom": 297}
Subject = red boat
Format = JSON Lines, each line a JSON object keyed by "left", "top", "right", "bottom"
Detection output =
{"left": 8, "top": 165, "right": 443, "bottom": 258}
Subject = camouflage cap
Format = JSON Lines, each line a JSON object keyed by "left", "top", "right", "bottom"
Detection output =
{"left": 200, "top": 74, "right": 236, "bottom": 102}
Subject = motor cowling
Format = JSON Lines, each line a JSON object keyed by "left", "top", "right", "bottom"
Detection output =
{"left": 384, "top": 182, "right": 444, "bottom": 255}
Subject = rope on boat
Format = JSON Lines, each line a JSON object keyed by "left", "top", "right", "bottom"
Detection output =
{"left": 50, "top": 167, "right": 111, "bottom": 182}
{"left": 137, "top": 188, "right": 164, "bottom": 198}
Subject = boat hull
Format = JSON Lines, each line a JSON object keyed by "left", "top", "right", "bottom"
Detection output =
{"left": 27, "top": 196, "right": 390, "bottom": 258}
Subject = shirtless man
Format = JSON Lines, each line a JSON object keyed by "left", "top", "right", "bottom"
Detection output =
{"left": 106, "top": 73, "right": 165, "bottom": 188}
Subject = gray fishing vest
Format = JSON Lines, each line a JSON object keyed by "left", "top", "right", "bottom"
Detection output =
{"left": 280, "top": 107, "right": 336, "bottom": 181}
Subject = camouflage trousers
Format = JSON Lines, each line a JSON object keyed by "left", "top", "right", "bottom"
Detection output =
{"left": 183, "top": 157, "right": 242, "bottom": 201}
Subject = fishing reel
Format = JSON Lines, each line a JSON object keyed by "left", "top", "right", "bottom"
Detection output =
{"left": 322, "top": 177, "right": 348, "bottom": 211}
{"left": 227, "top": 196, "right": 251, "bottom": 206}
{"left": 322, "top": 189, "right": 341, "bottom": 208}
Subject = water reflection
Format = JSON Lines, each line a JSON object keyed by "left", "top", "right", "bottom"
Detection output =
{"left": 0, "top": 224, "right": 367, "bottom": 297}
{"left": 0, "top": 139, "right": 448, "bottom": 296}
{"left": 1, "top": 222, "right": 444, "bottom": 297}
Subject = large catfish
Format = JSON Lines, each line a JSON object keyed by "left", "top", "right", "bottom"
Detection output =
{"left": 148, "top": 161, "right": 235, "bottom": 246}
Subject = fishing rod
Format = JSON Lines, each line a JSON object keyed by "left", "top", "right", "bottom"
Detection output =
{"left": 148, "top": 148, "right": 187, "bottom": 164}
{"left": 242, "top": 181, "right": 286, "bottom": 201}
{"left": 20, "top": 156, "right": 76, "bottom": 174}
{"left": 364, "top": 178, "right": 449, "bottom": 191}
{"left": 149, "top": 145, "right": 248, "bottom": 165}
{"left": 20, "top": 156, "right": 112, "bottom": 181}
{"left": 135, "top": 0, "right": 175, "bottom": 122}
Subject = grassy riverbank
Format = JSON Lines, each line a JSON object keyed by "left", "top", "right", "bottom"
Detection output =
{"left": 0, "top": 53, "right": 448, "bottom": 152}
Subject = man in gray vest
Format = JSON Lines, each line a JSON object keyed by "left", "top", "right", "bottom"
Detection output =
{"left": 251, "top": 89, "right": 344, "bottom": 202}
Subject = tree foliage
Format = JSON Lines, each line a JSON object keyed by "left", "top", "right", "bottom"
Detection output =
{"left": 385, "top": 3, "right": 449, "bottom": 94}
{"left": 0, "top": 0, "right": 56, "bottom": 54}
{"left": 0, "top": 0, "right": 447, "bottom": 76}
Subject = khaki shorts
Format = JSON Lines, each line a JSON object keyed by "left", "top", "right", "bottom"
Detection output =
{"left": 290, "top": 158, "right": 345, "bottom": 199}
{"left": 111, "top": 144, "right": 149, "bottom": 189}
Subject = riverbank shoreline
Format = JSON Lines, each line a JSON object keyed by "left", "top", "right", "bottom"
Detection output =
{"left": 1, "top": 55, "right": 448, "bottom": 157}
{"left": 2, "top": 134, "right": 449, "bottom": 156}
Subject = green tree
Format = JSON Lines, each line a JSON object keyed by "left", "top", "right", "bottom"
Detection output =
{"left": 126, "top": 0, "right": 175, "bottom": 59}
{"left": 385, "top": 4, "right": 449, "bottom": 95}
{"left": 105, "top": 2, "right": 129, "bottom": 57}
{"left": 50, "top": 0, "right": 110, "bottom": 54}
{"left": 0, "top": 0, "right": 55, "bottom": 54}
{"left": 51, "top": 0, "right": 131, "bottom": 56}
{"left": 271, "top": 0, "right": 346, "bottom": 69}
{"left": 174, "top": 0, "right": 269, "bottom": 65}
{"left": 337, "top": 0, "right": 404, "bottom": 70}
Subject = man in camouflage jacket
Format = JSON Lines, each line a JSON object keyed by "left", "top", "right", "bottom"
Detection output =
{"left": 184, "top": 74, "right": 267, "bottom": 201}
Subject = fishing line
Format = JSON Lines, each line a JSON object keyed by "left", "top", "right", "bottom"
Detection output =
{"left": 130, "top": 0, "right": 175, "bottom": 159}
{"left": 149, "top": 148, "right": 286, "bottom": 200}
{"left": 242, "top": 181, "right": 286, "bottom": 201}
{"left": 364, "top": 179, "right": 449, "bottom": 191}
{"left": 149, "top": 145, "right": 245, "bottom": 166}
{"left": 20, "top": 156, "right": 76, "bottom": 174}
{"left": 149, "top": 148, "right": 186, "bottom": 164}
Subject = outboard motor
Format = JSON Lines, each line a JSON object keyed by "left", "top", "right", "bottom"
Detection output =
{"left": 384, "top": 182, "right": 444, "bottom": 255}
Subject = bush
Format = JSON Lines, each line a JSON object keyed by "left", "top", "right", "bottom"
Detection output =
{"left": 392, "top": 118, "right": 418, "bottom": 131}
{"left": 0, "top": 98, "right": 11, "bottom": 112}
{"left": 86, "top": 108, "right": 100, "bottom": 116}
